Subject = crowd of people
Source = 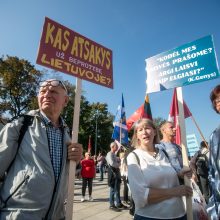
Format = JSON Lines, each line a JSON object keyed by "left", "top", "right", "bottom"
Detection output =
{"left": 0, "top": 79, "right": 219, "bottom": 220}
{"left": 76, "top": 84, "right": 220, "bottom": 220}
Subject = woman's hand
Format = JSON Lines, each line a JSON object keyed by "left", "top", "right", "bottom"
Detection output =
{"left": 148, "top": 184, "right": 193, "bottom": 204}
{"left": 173, "top": 185, "right": 193, "bottom": 197}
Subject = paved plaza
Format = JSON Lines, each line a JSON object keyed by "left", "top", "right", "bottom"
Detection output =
{"left": 72, "top": 174, "right": 132, "bottom": 220}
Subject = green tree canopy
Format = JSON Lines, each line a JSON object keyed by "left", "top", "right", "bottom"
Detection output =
{"left": 0, "top": 55, "right": 43, "bottom": 119}
{"left": 0, "top": 56, "right": 114, "bottom": 154}
{"left": 62, "top": 84, "right": 114, "bottom": 155}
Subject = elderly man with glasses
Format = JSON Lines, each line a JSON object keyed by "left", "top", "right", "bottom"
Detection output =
{"left": 0, "top": 79, "right": 82, "bottom": 220}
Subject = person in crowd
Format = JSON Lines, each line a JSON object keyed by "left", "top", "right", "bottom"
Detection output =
{"left": 124, "top": 145, "right": 137, "bottom": 217}
{"left": 190, "top": 141, "right": 210, "bottom": 203}
{"left": 206, "top": 84, "right": 220, "bottom": 220}
{"left": 159, "top": 121, "right": 208, "bottom": 219}
{"left": 120, "top": 151, "right": 129, "bottom": 205}
{"left": 0, "top": 79, "right": 82, "bottom": 220}
{"left": 127, "top": 118, "right": 192, "bottom": 220}
{"left": 157, "top": 121, "right": 194, "bottom": 185}
{"left": 75, "top": 160, "right": 82, "bottom": 179}
{"left": 97, "top": 151, "right": 106, "bottom": 181}
{"left": 158, "top": 121, "right": 183, "bottom": 173}
{"left": 80, "top": 152, "right": 96, "bottom": 202}
{"left": 106, "top": 142, "right": 126, "bottom": 212}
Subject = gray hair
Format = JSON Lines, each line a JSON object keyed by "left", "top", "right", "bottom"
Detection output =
{"left": 110, "top": 142, "right": 117, "bottom": 149}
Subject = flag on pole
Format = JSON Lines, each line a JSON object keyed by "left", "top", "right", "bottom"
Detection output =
{"left": 168, "top": 88, "right": 192, "bottom": 145}
{"left": 88, "top": 135, "right": 92, "bottom": 153}
{"left": 126, "top": 95, "right": 153, "bottom": 131}
{"left": 112, "top": 94, "right": 129, "bottom": 145}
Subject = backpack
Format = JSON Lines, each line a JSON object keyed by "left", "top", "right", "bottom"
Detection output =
{"left": 0, "top": 115, "right": 34, "bottom": 181}
{"left": 195, "top": 149, "right": 209, "bottom": 177}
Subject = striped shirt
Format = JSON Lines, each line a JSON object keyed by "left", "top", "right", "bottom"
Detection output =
{"left": 40, "top": 112, "right": 63, "bottom": 182}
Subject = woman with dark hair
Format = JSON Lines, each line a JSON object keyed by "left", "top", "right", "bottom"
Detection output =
{"left": 127, "top": 118, "right": 192, "bottom": 220}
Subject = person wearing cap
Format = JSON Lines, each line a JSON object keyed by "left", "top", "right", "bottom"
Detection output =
{"left": 0, "top": 79, "right": 83, "bottom": 220}
{"left": 206, "top": 84, "right": 220, "bottom": 220}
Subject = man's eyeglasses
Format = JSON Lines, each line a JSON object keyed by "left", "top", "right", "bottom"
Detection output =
{"left": 39, "top": 80, "right": 67, "bottom": 93}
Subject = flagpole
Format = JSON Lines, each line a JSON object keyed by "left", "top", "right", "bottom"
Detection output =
{"left": 176, "top": 87, "right": 193, "bottom": 220}
{"left": 119, "top": 119, "right": 122, "bottom": 152}
{"left": 88, "top": 135, "right": 91, "bottom": 153}
{"left": 190, "top": 115, "right": 209, "bottom": 149}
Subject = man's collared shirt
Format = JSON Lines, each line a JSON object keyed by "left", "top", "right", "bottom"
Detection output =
{"left": 40, "top": 112, "right": 63, "bottom": 182}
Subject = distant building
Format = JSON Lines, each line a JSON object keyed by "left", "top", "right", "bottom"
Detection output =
{"left": 186, "top": 134, "right": 199, "bottom": 157}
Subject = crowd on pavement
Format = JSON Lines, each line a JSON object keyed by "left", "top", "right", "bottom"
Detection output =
{"left": 0, "top": 79, "right": 219, "bottom": 220}
{"left": 76, "top": 84, "right": 220, "bottom": 220}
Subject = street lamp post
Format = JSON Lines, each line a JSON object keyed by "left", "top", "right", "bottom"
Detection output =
{"left": 95, "top": 114, "right": 98, "bottom": 156}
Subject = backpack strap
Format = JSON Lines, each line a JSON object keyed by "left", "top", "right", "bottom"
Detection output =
{"left": 7, "top": 115, "right": 34, "bottom": 173}
{"left": 132, "top": 151, "right": 140, "bottom": 165}
{"left": 17, "top": 115, "right": 34, "bottom": 147}
{"left": 161, "top": 148, "right": 169, "bottom": 159}
{"left": 158, "top": 143, "right": 170, "bottom": 160}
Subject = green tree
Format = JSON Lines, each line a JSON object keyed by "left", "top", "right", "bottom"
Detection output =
{"left": 61, "top": 82, "right": 114, "bottom": 154}
{"left": 88, "top": 103, "right": 114, "bottom": 155}
{"left": 0, "top": 56, "right": 43, "bottom": 119}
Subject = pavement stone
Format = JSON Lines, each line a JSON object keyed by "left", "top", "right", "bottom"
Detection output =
{"left": 72, "top": 174, "right": 133, "bottom": 220}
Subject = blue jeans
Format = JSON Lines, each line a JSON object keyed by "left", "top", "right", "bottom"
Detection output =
{"left": 99, "top": 165, "right": 104, "bottom": 180}
{"left": 134, "top": 214, "right": 187, "bottom": 220}
{"left": 109, "top": 176, "right": 121, "bottom": 206}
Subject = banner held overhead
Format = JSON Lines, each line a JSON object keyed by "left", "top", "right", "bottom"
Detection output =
{"left": 145, "top": 35, "right": 219, "bottom": 94}
{"left": 37, "top": 17, "right": 113, "bottom": 89}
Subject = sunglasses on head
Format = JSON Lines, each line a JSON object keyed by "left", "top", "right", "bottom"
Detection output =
{"left": 39, "top": 80, "right": 67, "bottom": 93}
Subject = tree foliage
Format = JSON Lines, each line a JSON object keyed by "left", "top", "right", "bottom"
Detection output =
{"left": 2, "top": 56, "right": 170, "bottom": 155}
{"left": 88, "top": 102, "right": 114, "bottom": 155}
{"left": 62, "top": 83, "right": 114, "bottom": 155}
{"left": 0, "top": 56, "right": 114, "bottom": 154}
{"left": 0, "top": 56, "right": 43, "bottom": 119}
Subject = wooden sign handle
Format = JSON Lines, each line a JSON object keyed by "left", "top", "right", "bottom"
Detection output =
{"left": 66, "top": 78, "right": 82, "bottom": 220}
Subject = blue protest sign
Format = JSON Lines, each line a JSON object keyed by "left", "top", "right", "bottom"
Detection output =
{"left": 146, "top": 35, "right": 219, "bottom": 93}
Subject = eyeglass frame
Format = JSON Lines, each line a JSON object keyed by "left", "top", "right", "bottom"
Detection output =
{"left": 39, "top": 80, "right": 68, "bottom": 93}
